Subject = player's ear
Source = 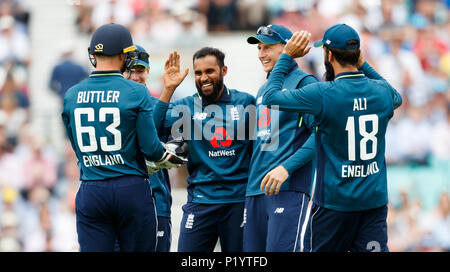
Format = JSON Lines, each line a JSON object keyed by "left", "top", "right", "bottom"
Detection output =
{"left": 221, "top": 65, "right": 228, "bottom": 77}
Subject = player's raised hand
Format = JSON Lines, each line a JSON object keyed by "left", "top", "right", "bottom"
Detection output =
{"left": 283, "top": 30, "right": 312, "bottom": 59}
{"left": 260, "top": 165, "right": 290, "bottom": 196}
{"left": 160, "top": 51, "right": 189, "bottom": 103}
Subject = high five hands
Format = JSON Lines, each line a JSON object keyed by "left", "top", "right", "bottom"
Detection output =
{"left": 160, "top": 51, "right": 189, "bottom": 103}
{"left": 283, "top": 30, "right": 312, "bottom": 59}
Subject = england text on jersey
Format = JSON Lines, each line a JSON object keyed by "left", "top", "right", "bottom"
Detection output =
{"left": 82, "top": 154, "right": 125, "bottom": 167}
{"left": 341, "top": 161, "right": 379, "bottom": 178}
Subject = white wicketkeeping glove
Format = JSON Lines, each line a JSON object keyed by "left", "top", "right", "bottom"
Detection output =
{"left": 145, "top": 137, "right": 188, "bottom": 174}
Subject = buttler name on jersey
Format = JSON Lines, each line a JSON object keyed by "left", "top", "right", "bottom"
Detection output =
{"left": 77, "top": 90, "right": 120, "bottom": 104}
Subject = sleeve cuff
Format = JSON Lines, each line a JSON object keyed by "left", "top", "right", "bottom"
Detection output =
{"left": 156, "top": 100, "right": 169, "bottom": 108}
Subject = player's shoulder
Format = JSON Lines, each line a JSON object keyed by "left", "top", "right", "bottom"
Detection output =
{"left": 367, "top": 77, "right": 393, "bottom": 90}
{"left": 289, "top": 67, "right": 313, "bottom": 78}
{"left": 170, "top": 93, "right": 197, "bottom": 106}
{"left": 305, "top": 80, "right": 332, "bottom": 93}
{"left": 229, "top": 89, "right": 256, "bottom": 104}
{"left": 64, "top": 77, "right": 89, "bottom": 100}
{"left": 119, "top": 78, "right": 148, "bottom": 92}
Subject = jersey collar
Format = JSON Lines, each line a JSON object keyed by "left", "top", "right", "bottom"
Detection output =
{"left": 196, "top": 85, "right": 231, "bottom": 105}
{"left": 89, "top": 70, "right": 124, "bottom": 78}
{"left": 335, "top": 71, "right": 365, "bottom": 81}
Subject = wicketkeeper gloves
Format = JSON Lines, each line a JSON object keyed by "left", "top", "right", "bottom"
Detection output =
{"left": 146, "top": 137, "right": 189, "bottom": 174}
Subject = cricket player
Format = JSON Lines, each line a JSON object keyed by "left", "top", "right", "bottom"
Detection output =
{"left": 61, "top": 23, "right": 185, "bottom": 252}
{"left": 262, "top": 25, "right": 402, "bottom": 252}
{"left": 152, "top": 47, "right": 255, "bottom": 252}
{"left": 244, "top": 24, "right": 317, "bottom": 252}
{"left": 123, "top": 44, "right": 173, "bottom": 252}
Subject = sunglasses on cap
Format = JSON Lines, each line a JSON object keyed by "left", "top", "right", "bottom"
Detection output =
{"left": 133, "top": 51, "right": 149, "bottom": 61}
{"left": 257, "top": 26, "right": 284, "bottom": 41}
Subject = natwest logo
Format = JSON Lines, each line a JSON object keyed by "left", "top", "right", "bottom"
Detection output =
{"left": 210, "top": 127, "right": 232, "bottom": 148}
{"left": 258, "top": 107, "right": 271, "bottom": 128}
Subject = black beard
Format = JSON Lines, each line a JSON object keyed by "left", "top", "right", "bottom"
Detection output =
{"left": 196, "top": 77, "right": 224, "bottom": 104}
{"left": 324, "top": 59, "right": 335, "bottom": 81}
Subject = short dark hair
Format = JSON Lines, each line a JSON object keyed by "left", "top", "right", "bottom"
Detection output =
{"left": 325, "top": 40, "right": 360, "bottom": 67}
{"left": 193, "top": 47, "right": 225, "bottom": 68}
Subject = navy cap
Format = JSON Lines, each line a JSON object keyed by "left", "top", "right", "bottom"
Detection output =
{"left": 313, "top": 24, "right": 360, "bottom": 50}
{"left": 133, "top": 45, "right": 150, "bottom": 69}
{"left": 247, "top": 24, "right": 292, "bottom": 45}
{"left": 89, "top": 23, "right": 136, "bottom": 55}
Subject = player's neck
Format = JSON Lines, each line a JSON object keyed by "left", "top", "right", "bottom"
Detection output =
{"left": 95, "top": 60, "right": 122, "bottom": 72}
{"left": 333, "top": 63, "right": 359, "bottom": 76}
{"left": 213, "top": 86, "right": 225, "bottom": 102}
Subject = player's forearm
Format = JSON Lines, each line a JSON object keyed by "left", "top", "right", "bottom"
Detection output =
{"left": 137, "top": 111, "right": 165, "bottom": 161}
{"left": 360, "top": 62, "right": 403, "bottom": 109}
{"left": 359, "top": 61, "right": 383, "bottom": 80}
{"left": 158, "top": 87, "right": 175, "bottom": 103}
{"left": 153, "top": 100, "right": 170, "bottom": 131}
{"left": 263, "top": 54, "right": 322, "bottom": 114}
{"left": 281, "top": 133, "right": 316, "bottom": 175}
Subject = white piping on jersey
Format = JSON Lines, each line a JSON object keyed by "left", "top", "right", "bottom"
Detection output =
{"left": 335, "top": 73, "right": 364, "bottom": 81}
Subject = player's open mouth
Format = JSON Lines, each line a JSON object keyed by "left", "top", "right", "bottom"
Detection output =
{"left": 201, "top": 83, "right": 213, "bottom": 90}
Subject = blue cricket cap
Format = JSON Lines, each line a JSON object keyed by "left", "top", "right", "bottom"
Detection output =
{"left": 247, "top": 24, "right": 292, "bottom": 45}
{"left": 88, "top": 23, "right": 136, "bottom": 55}
{"left": 313, "top": 24, "right": 360, "bottom": 50}
{"left": 133, "top": 44, "right": 149, "bottom": 69}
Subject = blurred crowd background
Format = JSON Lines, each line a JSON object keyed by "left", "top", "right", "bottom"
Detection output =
{"left": 0, "top": 0, "right": 448, "bottom": 252}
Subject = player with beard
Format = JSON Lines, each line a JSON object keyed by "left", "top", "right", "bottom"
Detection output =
{"left": 262, "top": 25, "right": 402, "bottom": 251}
{"left": 153, "top": 47, "right": 255, "bottom": 252}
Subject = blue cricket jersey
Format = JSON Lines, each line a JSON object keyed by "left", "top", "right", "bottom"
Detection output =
{"left": 62, "top": 70, "right": 164, "bottom": 181}
{"left": 262, "top": 54, "right": 403, "bottom": 212}
{"left": 153, "top": 87, "right": 255, "bottom": 204}
{"left": 246, "top": 59, "right": 317, "bottom": 197}
{"left": 148, "top": 96, "right": 172, "bottom": 218}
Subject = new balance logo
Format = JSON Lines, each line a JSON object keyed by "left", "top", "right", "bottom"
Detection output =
{"left": 185, "top": 213, "right": 195, "bottom": 229}
{"left": 193, "top": 112, "right": 207, "bottom": 120}
{"left": 274, "top": 208, "right": 285, "bottom": 214}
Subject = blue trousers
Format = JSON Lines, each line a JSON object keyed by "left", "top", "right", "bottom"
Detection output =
{"left": 243, "top": 191, "right": 310, "bottom": 252}
{"left": 178, "top": 202, "right": 245, "bottom": 252}
{"left": 75, "top": 175, "right": 158, "bottom": 252}
{"left": 156, "top": 216, "right": 172, "bottom": 252}
{"left": 303, "top": 204, "right": 389, "bottom": 252}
